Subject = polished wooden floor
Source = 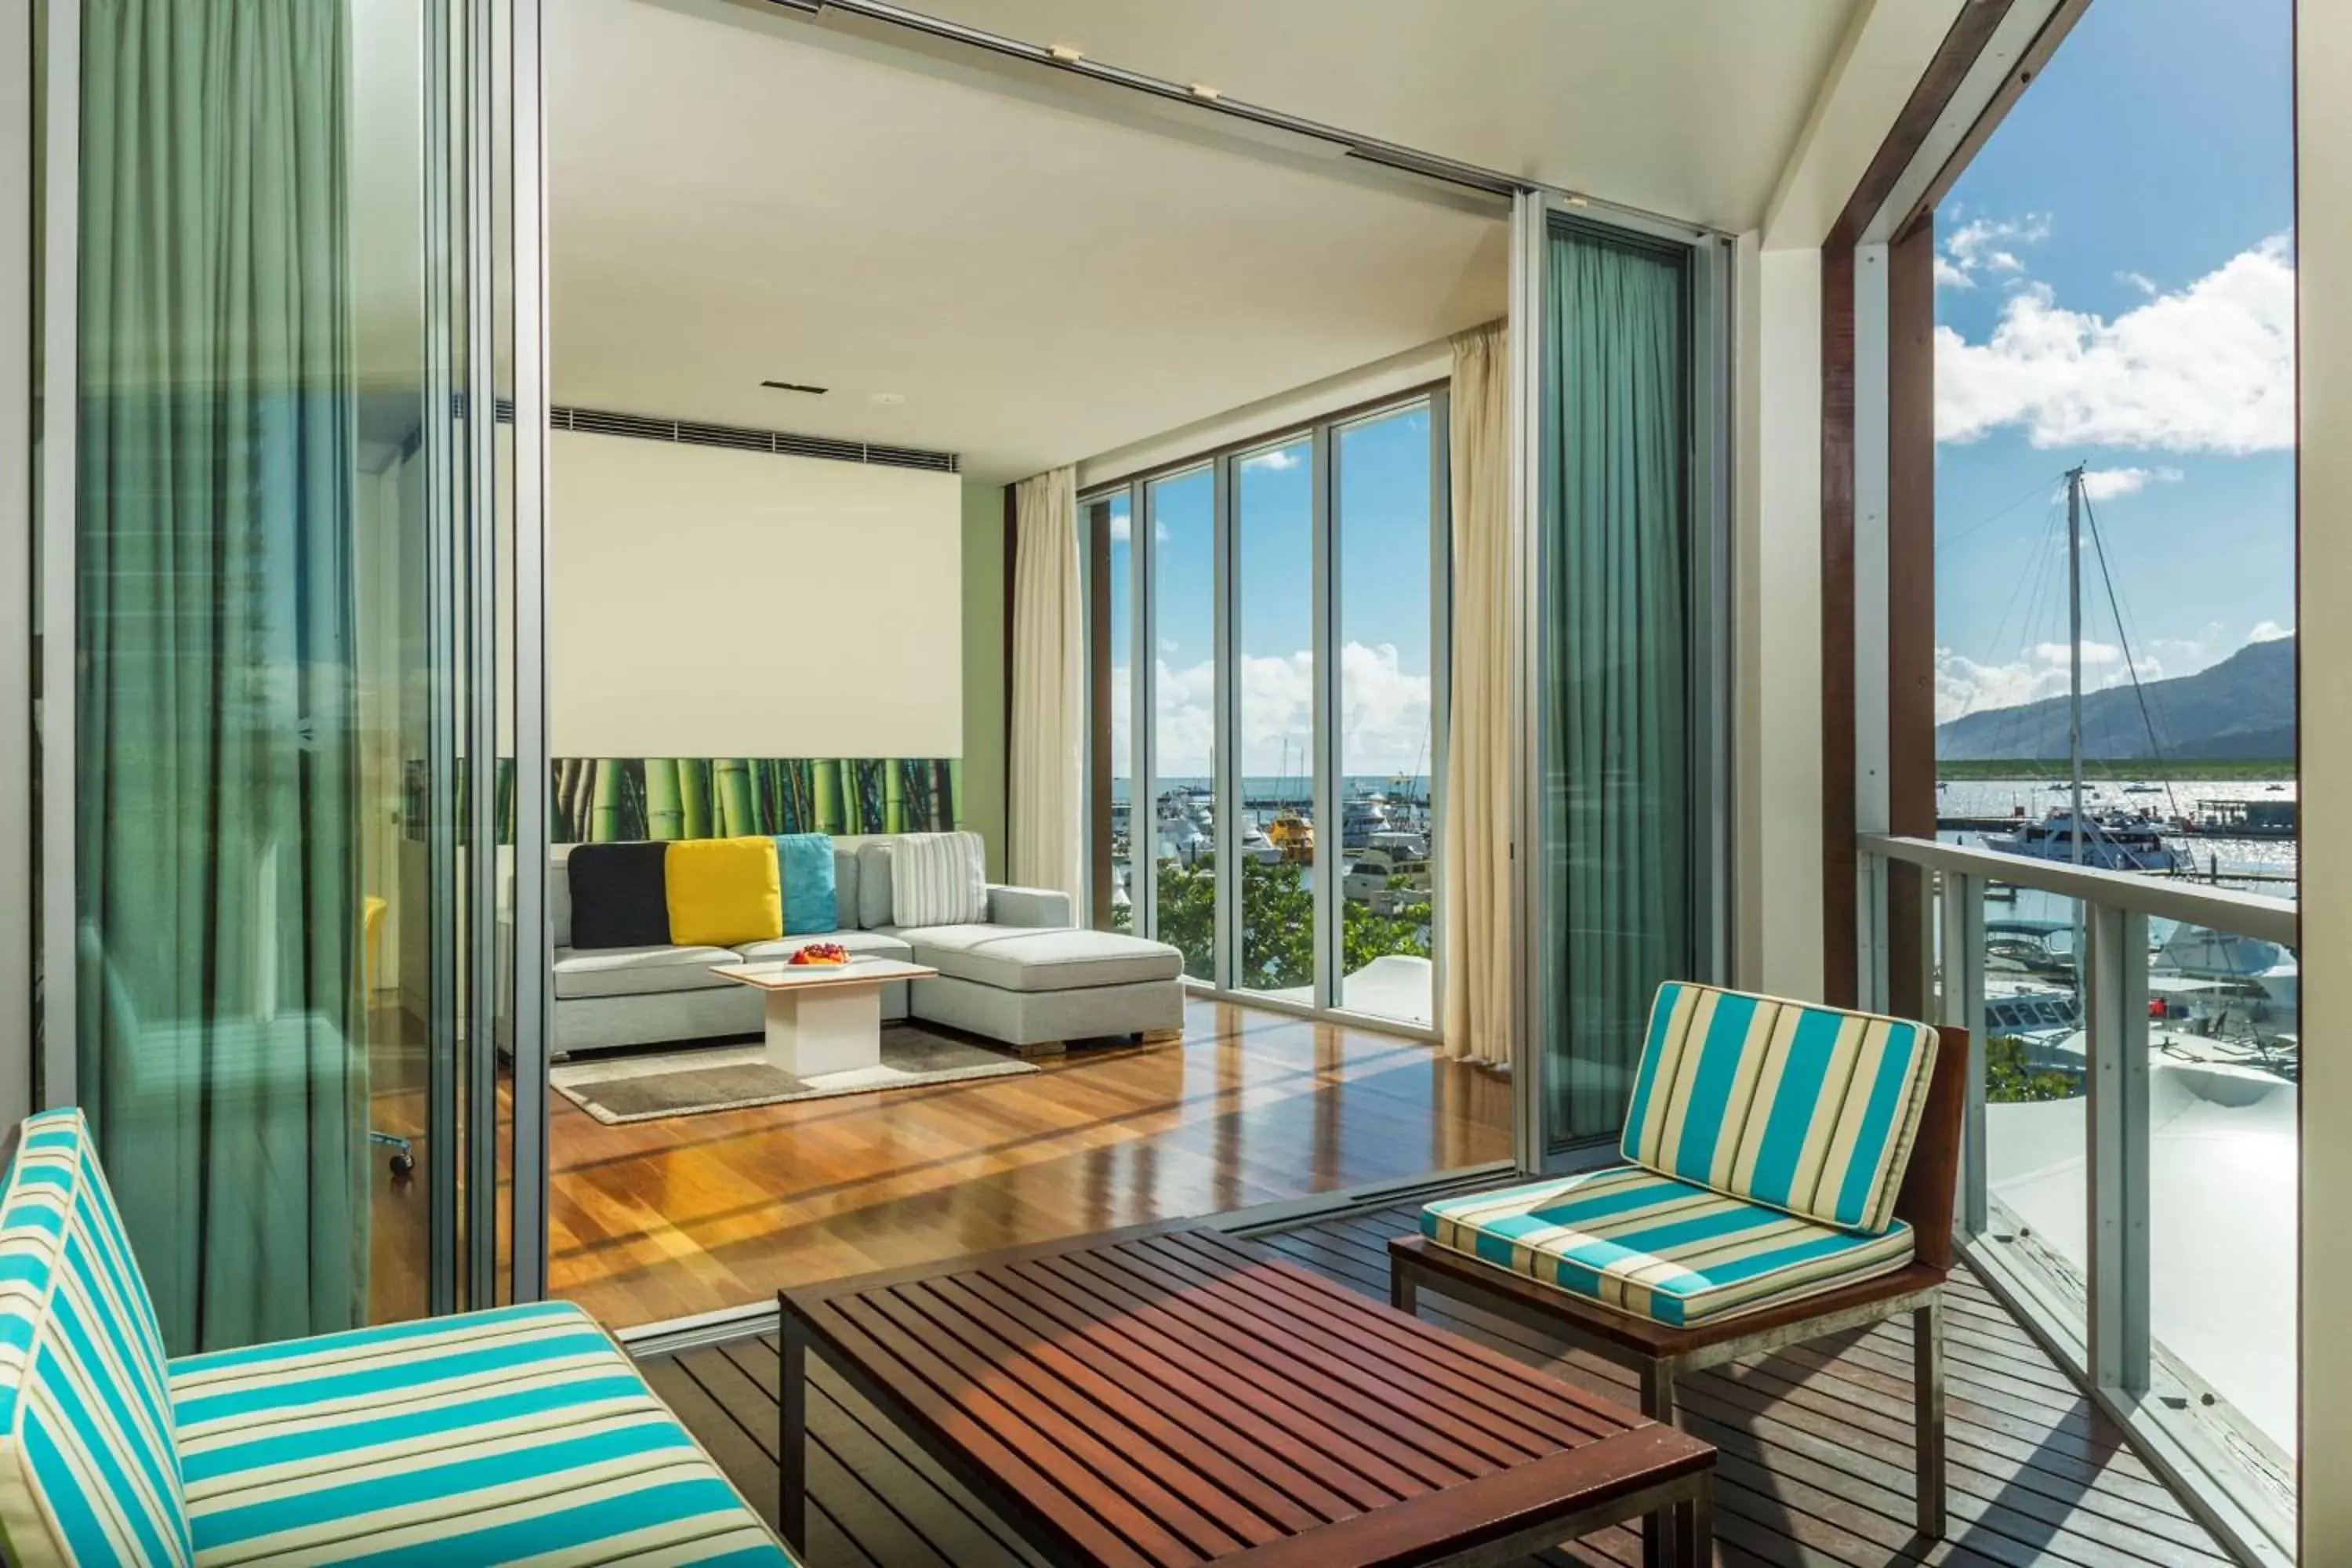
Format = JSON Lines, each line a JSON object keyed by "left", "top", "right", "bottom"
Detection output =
{"left": 525, "top": 996, "right": 1509, "bottom": 1326}
{"left": 649, "top": 1197, "right": 2234, "bottom": 1568}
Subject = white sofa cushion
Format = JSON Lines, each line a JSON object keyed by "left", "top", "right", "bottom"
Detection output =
{"left": 900, "top": 925, "right": 1184, "bottom": 993}
{"left": 554, "top": 944, "right": 742, "bottom": 1000}
{"left": 731, "top": 928, "right": 916, "bottom": 965}
{"left": 890, "top": 832, "right": 989, "bottom": 928}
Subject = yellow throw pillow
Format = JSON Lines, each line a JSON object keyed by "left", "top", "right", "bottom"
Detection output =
{"left": 664, "top": 837, "right": 782, "bottom": 948}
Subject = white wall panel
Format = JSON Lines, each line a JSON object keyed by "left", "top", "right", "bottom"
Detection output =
{"left": 551, "top": 430, "right": 963, "bottom": 757}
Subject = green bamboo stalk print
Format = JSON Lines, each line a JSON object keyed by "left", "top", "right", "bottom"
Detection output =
{"left": 644, "top": 759, "right": 684, "bottom": 839}
{"left": 812, "top": 760, "right": 844, "bottom": 834}
{"left": 853, "top": 761, "right": 887, "bottom": 833}
{"left": 590, "top": 760, "right": 627, "bottom": 842}
{"left": 714, "top": 759, "right": 755, "bottom": 837}
{"left": 677, "top": 759, "right": 711, "bottom": 838}
{"left": 540, "top": 757, "right": 963, "bottom": 840}
{"left": 786, "top": 760, "right": 814, "bottom": 832}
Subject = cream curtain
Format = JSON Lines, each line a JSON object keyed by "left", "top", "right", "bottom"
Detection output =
{"left": 1442, "top": 321, "right": 1513, "bottom": 1068}
{"left": 1008, "top": 466, "right": 1084, "bottom": 906}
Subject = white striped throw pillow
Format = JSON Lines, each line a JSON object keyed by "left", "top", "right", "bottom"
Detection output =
{"left": 887, "top": 832, "right": 989, "bottom": 928}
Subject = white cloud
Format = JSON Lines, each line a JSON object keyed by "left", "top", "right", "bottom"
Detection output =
{"left": 1937, "top": 641, "right": 2138, "bottom": 726}
{"left": 1936, "top": 234, "right": 2294, "bottom": 452}
{"left": 1144, "top": 641, "right": 1432, "bottom": 776}
{"left": 2030, "top": 639, "right": 2121, "bottom": 666}
{"left": 2076, "top": 465, "right": 2184, "bottom": 502}
{"left": 2116, "top": 270, "right": 2158, "bottom": 296}
{"left": 1245, "top": 447, "right": 1302, "bottom": 471}
{"left": 1107, "top": 511, "right": 1130, "bottom": 544}
{"left": 2249, "top": 619, "right": 2295, "bottom": 643}
{"left": 1936, "top": 213, "right": 2051, "bottom": 289}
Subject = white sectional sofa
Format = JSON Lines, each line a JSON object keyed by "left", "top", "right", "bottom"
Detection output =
{"left": 550, "top": 839, "right": 1185, "bottom": 1059}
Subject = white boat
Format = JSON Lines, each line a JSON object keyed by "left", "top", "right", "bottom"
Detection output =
{"left": 1983, "top": 808, "right": 2186, "bottom": 873}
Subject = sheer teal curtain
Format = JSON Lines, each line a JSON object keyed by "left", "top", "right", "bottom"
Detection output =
{"left": 77, "top": 0, "right": 367, "bottom": 1352}
{"left": 1540, "top": 220, "right": 1694, "bottom": 1145}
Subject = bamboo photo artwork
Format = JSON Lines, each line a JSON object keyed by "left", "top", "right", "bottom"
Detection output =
{"left": 550, "top": 757, "right": 961, "bottom": 843}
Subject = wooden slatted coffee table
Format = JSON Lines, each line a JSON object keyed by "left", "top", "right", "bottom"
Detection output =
{"left": 778, "top": 1222, "right": 1714, "bottom": 1566}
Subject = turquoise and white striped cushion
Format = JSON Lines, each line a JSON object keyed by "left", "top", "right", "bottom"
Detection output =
{"left": 0, "top": 1108, "right": 192, "bottom": 1567}
{"left": 1423, "top": 1165, "right": 1916, "bottom": 1328}
{"left": 170, "top": 1300, "right": 793, "bottom": 1566}
{"left": 1619, "top": 982, "right": 1939, "bottom": 1235}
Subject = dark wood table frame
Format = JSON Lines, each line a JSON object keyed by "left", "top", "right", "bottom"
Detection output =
{"left": 779, "top": 1221, "right": 1715, "bottom": 1567}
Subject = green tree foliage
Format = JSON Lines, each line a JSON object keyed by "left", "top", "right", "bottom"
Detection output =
{"left": 1145, "top": 853, "right": 1432, "bottom": 987}
{"left": 1985, "top": 1033, "right": 2077, "bottom": 1102}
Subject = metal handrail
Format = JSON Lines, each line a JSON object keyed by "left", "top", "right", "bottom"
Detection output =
{"left": 1858, "top": 832, "right": 2298, "bottom": 946}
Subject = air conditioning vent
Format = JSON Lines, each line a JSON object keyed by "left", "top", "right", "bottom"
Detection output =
{"left": 557, "top": 405, "right": 958, "bottom": 474}
{"left": 481, "top": 403, "right": 960, "bottom": 474}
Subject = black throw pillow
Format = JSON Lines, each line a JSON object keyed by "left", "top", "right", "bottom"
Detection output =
{"left": 566, "top": 841, "right": 673, "bottom": 949}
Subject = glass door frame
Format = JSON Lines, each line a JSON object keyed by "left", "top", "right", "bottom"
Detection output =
{"left": 1507, "top": 188, "right": 1735, "bottom": 1173}
{"left": 20, "top": 0, "right": 552, "bottom": 1320}
{"left": 1081, "top": 387, "right": 1454, "bottom": 1036}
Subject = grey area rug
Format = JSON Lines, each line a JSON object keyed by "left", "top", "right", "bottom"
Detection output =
{"left": 551, "top": 1023, "right": 1038, "bottom": 1125}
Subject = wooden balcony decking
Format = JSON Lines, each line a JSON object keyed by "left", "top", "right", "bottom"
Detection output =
{"left": 641, "top": 1196, "right": 2238, "bottom": 1568}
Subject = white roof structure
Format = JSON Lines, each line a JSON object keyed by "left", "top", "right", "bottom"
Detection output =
{"left": 1987, "top": 1062, "right": 2297, "bottom": 1457}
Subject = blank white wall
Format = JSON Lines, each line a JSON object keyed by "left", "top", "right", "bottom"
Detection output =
{"left": 1733, "top": 240, "right": 1827, "bottom": 1000}
{"left": 2299, "top": 2, "right": 2348, "bottom": 1552}
{"left": 551, "top": 430, "right": 963, "bottom": 758}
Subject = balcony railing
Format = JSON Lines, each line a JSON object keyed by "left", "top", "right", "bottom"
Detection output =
{"left": 1859, "top": 833, "right": 2297, "bottom": 1566}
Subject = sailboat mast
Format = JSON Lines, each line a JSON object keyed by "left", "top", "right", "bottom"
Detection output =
{"left": 2066, "top": 463, "right": 2086, "bottom": 867}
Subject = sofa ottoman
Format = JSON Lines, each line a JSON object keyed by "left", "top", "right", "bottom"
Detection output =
{"left": 899, "top": 924, "right": 1185, "bottom": 1052}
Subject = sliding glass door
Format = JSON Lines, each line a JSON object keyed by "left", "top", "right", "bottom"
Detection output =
{"left": 43, "top": 0, "right": 546, "bottom": 1349}
{"left": 1518, "top": 198, "right": 1727, "bottom": 1162}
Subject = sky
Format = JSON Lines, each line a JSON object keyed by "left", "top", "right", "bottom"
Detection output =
{"left": 1107, "top": 403, "right": 1438, "bottom": 781}
{"left": 1932, "top": 0, "right": 2294, "bottom": 732}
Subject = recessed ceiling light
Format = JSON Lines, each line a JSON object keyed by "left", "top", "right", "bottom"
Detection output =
{"left": 869, "top": 392, "right": 906, "bottom": 405}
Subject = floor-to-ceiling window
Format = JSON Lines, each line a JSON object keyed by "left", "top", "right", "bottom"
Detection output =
{"left": 1146, "top": 466, "right": 1216, "bottom": 979}
{"left": 1086, "top": 391, "right": 1449, "bottom": 1030}
{"left": 1334, "top": 405, "right": 1441, "bottom": 1025}
{"left": 1234, "top": 435, "right": 1316, "bottom": 993}
{"left": 46, "top": 0, "right": 542, "bottom": 1350}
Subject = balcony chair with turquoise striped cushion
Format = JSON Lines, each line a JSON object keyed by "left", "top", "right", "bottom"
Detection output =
{"left": 1390, "top": 982, "right": 1966, "bottom": 1544}
{"left": 0, "top": 1108, "right": 797, "bottom": 1567}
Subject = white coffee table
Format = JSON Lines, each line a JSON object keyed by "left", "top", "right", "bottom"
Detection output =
{"left": 708, "top": 957, "right": 938, "bottom": 1078}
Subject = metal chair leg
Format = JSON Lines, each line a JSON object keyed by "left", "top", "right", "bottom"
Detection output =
{"left": 1914, "top": 1295, "right": 1947, "bottom": 1538}
{"left": 1641, "top": 1357, "right": 1678, "bottom": 1423}
{"left": 1676, "top": 1479, "right": 1714, "bottom": 1566}
{"left": 1642, "top": 1361, "right": 1681, "bottom": 1568}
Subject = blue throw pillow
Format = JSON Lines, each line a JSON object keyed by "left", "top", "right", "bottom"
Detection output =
{"left": 775, "top": 834, "right": 839, "bottom": 935}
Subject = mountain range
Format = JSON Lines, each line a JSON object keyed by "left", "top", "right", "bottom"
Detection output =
{"left": 1935, "top": 634, "right": 2296, "bottom": 761}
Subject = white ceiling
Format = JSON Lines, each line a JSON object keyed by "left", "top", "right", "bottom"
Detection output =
{"left": 883, "top": 0, "right": 1866, "bottom": 232}
{"left": 544, "top": 0, "right": 1512, "bottom": 482}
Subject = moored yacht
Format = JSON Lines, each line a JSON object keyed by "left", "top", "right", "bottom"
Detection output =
{"left": 1983, "top": 808, "right": 2185, "bottom": 873}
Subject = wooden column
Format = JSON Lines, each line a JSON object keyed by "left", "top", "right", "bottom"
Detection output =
{"left": 1885, "top": 219, "right": 1939, "bottom": 1018}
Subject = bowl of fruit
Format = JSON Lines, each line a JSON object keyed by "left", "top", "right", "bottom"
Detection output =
{"left": 786, "top": 942, "right": 851, "bottom": 967}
